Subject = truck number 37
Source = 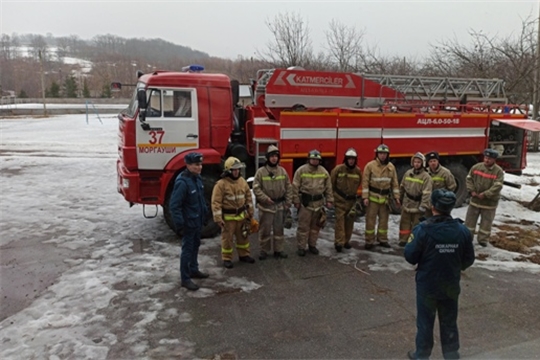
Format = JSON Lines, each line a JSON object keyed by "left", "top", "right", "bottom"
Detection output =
{"left": 148, "top": 130, "right": 165, "bottom": 144}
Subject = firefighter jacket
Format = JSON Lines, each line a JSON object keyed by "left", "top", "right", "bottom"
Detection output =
{"left": 400, "top": 168, "right": 433, "bottom": 213}
{"left": 331, "top": 164, "right": 362, "bottom": 202}
{"left": 169, "top": 169, "right": 208, "bottom": 230}
{"left": 404, "top": 215, "right": 475, "bottom": 299}
{"left": 292, "top": 163, "right": 334, "bottom": 211}
{"left": 361, "top": 159, "right": 400, "bottom": 204}
{"left": 253, "top": 164, "right": 293, "bottom": 214}
{"left": 466, "top": 162, "right": 504, "bottom": 209}
{"left": 428, "top": 165, "right": 456, "bottom": 192}
{"left": 211, "top": 176, "right": 254, "bottom": 222}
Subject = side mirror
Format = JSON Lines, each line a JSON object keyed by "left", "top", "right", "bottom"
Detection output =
{"left": 137, "top": 89, "right": 147, "bottom": 109}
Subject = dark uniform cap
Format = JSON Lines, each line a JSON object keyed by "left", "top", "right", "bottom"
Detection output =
{"left": 431, "top": 189, "right": 457, "bottom": 213}
{"left": 426, "top": 151, "right": 440, "bottom": 162}
{"left": 483, "top": 148, "right": 499, "bottom": 159}
{"left": 185, "top": 152, "right": 203, "bottom": 164}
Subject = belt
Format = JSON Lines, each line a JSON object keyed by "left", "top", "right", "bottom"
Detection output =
{"left": 301, "top": 193, "right": 324, "bottom": 202}
{"left": 335, "top": 188, "right": 356, "bottom": 201}
{"left": 405, "top": 192, "right": 422, "bottom": 202}
{"left": 270, "top": 196, "right": 286, "bottom": 203}
{"left": 369, "top": 185, "right": 390, "bottom": 196}
{"left": 222, "top": 205, "right": 247, "bottom": 215}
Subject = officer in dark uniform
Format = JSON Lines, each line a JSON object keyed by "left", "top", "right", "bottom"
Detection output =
{"left": 169, "top": 152, "right": 209, "bottom": 291}
{"left": 404, "top": 189, "right": 475, "bottom": 359}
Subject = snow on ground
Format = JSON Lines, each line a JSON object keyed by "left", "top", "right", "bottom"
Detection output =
{"left": 0, "top": 114, "right": 539, "bottom": 358}
{"left": 0, "top": 103, "right": 127, "bottom": 110}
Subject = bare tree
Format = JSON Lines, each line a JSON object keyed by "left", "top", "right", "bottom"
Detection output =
{"left": 261, "top": 12, "right": 313, "bottom": 68}
{"left": 324, "top": 19, "right": 365, "bottom": 72}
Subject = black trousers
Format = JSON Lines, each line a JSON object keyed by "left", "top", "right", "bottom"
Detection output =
{"left": 415, "top": 293, "right": 460, "bottom": 359}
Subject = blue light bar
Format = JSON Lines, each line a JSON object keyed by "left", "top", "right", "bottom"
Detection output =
{"left": 181, "top": 64, "right": 205, "bottom": 73}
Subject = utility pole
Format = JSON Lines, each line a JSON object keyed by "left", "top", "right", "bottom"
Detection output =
{"left": 532, "top": 4, "right": 540, "bottom": 151}
{"left": 39, "top": 50, "right": 47, "bottom": 116}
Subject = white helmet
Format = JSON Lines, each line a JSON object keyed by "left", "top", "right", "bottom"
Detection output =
{"left": 345, "top": 148, "right": 357, "bottom": 158}
{"left": 411, "top": 152, "right": 426, "bottom": 167}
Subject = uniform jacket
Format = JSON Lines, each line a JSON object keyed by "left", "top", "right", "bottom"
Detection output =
{"left": 361, "top": 158, "right": 400, "bottom": 203}
{"left": 211, "top": 176, "right": 254, "bottom": 222}
{"left": 404, "top": 215, "right": 475, "bottom": 299}
{"left": 331, "top": 163, "right": 362, "bottom": 203}
{"left": 428, "top": 165, "right": 456, "bottom": 192}
{"left": 253, "top": 164, "right": 293, "bottom": 214}
{"left": 466, "top": 162, "right": 504, "bottom": 209}
{"left": 400, "top": 168, "right": 433, "bottom": 213}
{"left": 169, "top": 169, "right": 208, "bottom": 230}
{"left": 292, "top": 163, "right": 334, "bottom": 211}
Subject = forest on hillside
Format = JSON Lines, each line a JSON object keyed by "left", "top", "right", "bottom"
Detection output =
{"left": 0, "top": 12, "right": 538, "bottom": 114}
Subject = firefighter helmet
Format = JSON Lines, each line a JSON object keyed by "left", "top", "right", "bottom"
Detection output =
{"left": 307, "top": 149, "right": 322, "bottom": 160}
{"left": 224, "top": 156, "right": 244, "bottom": 171}
{"left": 345, "top": 148, "right": 357, "bottom": 158}
{"left": 483, "top": 148, "right": 499, "bottom": 159}
{"left": 411, "top": 152, "right": 426, "bottom": 167}
{"left": 375, "top": 144, "right": 390, "bottom": 153}
{"left": 266, "top": 145, "right": 280, "bottom": 159}
{"left": 431, "top": 189, "right": 456, "bottom": 214}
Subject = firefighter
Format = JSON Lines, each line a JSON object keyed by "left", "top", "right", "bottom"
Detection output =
{"left": 330, "top": 148, "right": 362, "bottom": 252}
{"left": 169, "top": 152, "right": 209, "bottom": 291}
{"left": 464, "top": 148, "right": 504, "bottom": 247}
{"left": 361, "top": 144, "right": 400, "bottom": 249}
{"left": 425, "top": 151, "right": 456, "bottom": 218}
{"left": 292, "top": 150, "right": 334, "bottom": 256}
{"left": 253, "top": 145, "right": 293, "bottom": 260}
{"left": 398, "top": 152, "right": 433, "bottom": 247}
{"left": 404, "top": 189, "right": 475, "bottom": 360}
{"left": 211, "top": 156, "right": 256, "bottom": 268}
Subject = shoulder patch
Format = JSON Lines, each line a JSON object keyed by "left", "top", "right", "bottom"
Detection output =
{"left": 407, "top": 233, "right": 414, "bottom": 243}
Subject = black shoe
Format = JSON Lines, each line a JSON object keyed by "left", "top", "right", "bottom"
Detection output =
{"left": 407, "top": 350, "right": 416, "bottom": 360}
{"left": 364, "top": 243, "right": 374, "bottom": 250}
{"left": 259, "top": 252, "right": 268, "bottom": 260}
{"left": 398, "top": 241, "right": 407, "bottom": 247}
{"left": 297, "top": 249, "right": 306, "bottom": 257}
{"left": 479, "top": 242, "right": 488, "bottom": 247}
{"left": 308, "top": 246, "right": 319, "bottom": 255}
{"left": 181, "top": 280, "right": 199, "bottom": 291}
{"left": 335, "top": 244, "right": 343, "bottom": 253}
{"left": 378, "top": 242, "right": 391, "bottom": 248}
{"left": 344, "top": 243, "right": 352, "bottom": 249}
{"left": 239, "top": 256, "right": 256, "bottom": 264}
{"left": 223, "top": 260, "right": 234, "bottom": 269}
{"left": 274, "top": 251, "right": 288, "bottom": 259}
{"left": 190, "top": 270, "right": 209, "bottom": 279}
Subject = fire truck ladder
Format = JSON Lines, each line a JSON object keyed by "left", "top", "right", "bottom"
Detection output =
{"left": 361, "top": 74, "right": 508, "bottom": 104}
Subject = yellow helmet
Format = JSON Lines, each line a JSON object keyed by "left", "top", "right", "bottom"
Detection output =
{"left": 224, "top": 156, "right": 244, "bottom": 171}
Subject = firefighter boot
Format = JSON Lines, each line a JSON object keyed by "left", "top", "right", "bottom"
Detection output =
{"left": 335, "top": 244, "right": 343, "bottom": 253}
{"left": 259, "top": 252, "right": 268, "bottom": 260}
{"left": 297, "top": 248, "right": 306, "bottom": 257}
{"left": 223, "top": 260, "right": 234, "bottom": 269}
{"left": 308, "top": 246, "right": 319, "bottom": 255}
{"left": 344, "top": 242, "right": 352, "bottom": 249}
{"left": 239, "top": 256, "right": 256, "bottom": 264}
{"left": 181, "top": 280, "right": 199, "bottom": 291}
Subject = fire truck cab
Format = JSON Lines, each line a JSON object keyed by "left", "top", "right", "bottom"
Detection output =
{"left": 117, "top": 66, "right": 540, "bottom": 238}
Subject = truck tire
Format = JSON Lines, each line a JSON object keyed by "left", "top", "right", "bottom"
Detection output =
{"left": 446, "top": 162, "right": 468, "bottom": 208}
{"left": 163, "top": 173, "right": 221, "bottom": 239}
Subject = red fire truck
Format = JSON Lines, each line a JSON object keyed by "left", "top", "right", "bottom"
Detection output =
{"left": 116, "top": 66, "right": 540, "bottom": 237}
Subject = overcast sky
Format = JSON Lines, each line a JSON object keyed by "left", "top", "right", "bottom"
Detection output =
{"left": 1, "top": 0, "right": 539, "bottom": 60}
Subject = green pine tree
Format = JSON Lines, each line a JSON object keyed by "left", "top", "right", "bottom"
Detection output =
{"left": 101, "top": 83, "right": 112, "bottom": 98}
{"left": 18, "top": 90, "right": 28, "bottom": 98}
{"left": 64, "top": 76, "right": 78, "bottom": 98}
{"left": 82, "top": 79, "right": 90, "bottom": 98}
{"left": 49, "top": 81, "right": 60, "bottom": 98}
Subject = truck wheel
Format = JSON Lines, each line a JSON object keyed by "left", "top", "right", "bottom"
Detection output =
{"left": 163, "top": 173, "right": 221, "bottom": 239}
{"left": 446, "top": 162, "right": 468, "bottom": 208}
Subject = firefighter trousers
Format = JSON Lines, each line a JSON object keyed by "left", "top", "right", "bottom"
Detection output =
{"left": 221, "top": 220, "right": 250, "bottom": 261}
{"left": 365, "top": 201, "right": 390, "bottom": 244}
{"left": 464, "top": 205, "right": 496, "bottom": 245}
{"left": 399, "top": 210, "right": 423, "bottom": 243}
{"left": 296, "top": 205, "right": 322, "bottom": 249}
{"left": 259, "top": 210, "right": 285, "bottom": 254}
{"left": 334, "top": 200, "right": 356, "bottom": 246}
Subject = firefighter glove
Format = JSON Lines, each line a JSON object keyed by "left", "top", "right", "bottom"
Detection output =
{"left": 316, "top": 208, "right": 327, "bottom": 228}
{"left": 250, "top": 218, "right": 260, "bottom": 233}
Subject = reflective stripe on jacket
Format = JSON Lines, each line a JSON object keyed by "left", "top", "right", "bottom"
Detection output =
{"left": 330, "top": 164, "right": 362, "bottom": 201}
{"left": 428, "top": 165, "right": 456, "bottom": 192}
{"left": 253, "top": 164, "right": 293, "bottom": 213}
{"left": 211, "top": 176, "right": 253, "bottom": 222}
{"left": 361, "top": 158, "right": 400, "bottom": 202}
{"left": 292, "top": 163, "right": 334, "bottom": 210}
{"left": 466, "top": 162, "right": 504, "bottom": 209}
{"left": 400, "top": 168, "right": 433, "bottom": 213}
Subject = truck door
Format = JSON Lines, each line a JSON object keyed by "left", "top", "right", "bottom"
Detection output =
{"left": 136, "top": 88, "right": 199, "bottom": 170}
{"left": 489, "top": 118, "right": 540, "bottom": 172}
